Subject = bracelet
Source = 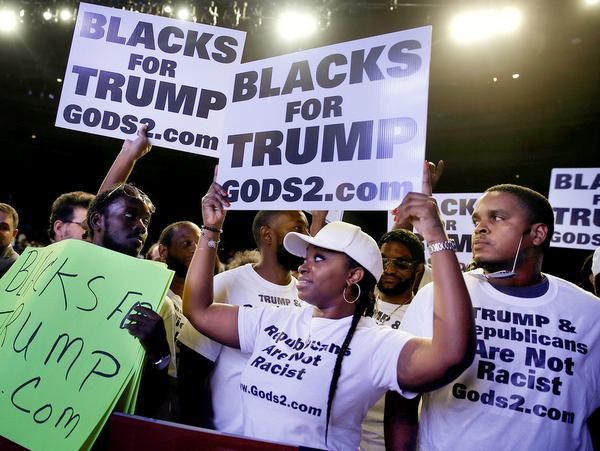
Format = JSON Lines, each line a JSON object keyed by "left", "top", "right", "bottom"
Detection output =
{"left": 151, "top": 354, "right": 171, "bottom": 371}
{"left": 427, "top": 239, "right": 457, "bottom": 254}
{"left": 201, "top": 230, "right": 220, "bottom": 248}
{"left": 201, "top": 224, "right": 223, "bottom": 234}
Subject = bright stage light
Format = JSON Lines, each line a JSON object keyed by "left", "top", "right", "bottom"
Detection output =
{"left": 0, "top": 9, "right": 18, "bottom": 33}
{"left": 450, "top": 10, "right": 494, "bottom": 43}
{"left": 450, "top": 7, "right": 523, "bottom": 44}
{"left": 177, "top": 7, "right": 190, "bottom": 20}
{"left": 277, "top": 11, "right": 318, "bottom": 41}
{"left": 59, "top": 8, "right": 72, "bottom": 22}
{"left": 512, "top": 73, "right": 520, "bottom": 79}
{"left": 42, "top": 9, "right": 53, "bottom": 21}
{"left": 584, "top": 0, "right": 600, "bottom": 5}
{"left": 164, "top": 5, "right": 173, "bottom": 14}
{"left": 496, "top": 7, "right": 522, "bottom": 33}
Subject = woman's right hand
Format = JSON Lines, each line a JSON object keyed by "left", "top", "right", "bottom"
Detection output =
{"left": 201, "top": 165, "right": 230, "bottom": 229}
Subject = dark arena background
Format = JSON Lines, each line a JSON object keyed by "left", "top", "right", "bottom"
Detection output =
{"left": 0, "top": 0, "right": 598, "bottom": 283}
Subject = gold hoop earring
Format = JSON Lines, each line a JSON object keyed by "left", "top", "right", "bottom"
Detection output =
{"left": 343, "top": 283, "right": 361, "bottom": 304}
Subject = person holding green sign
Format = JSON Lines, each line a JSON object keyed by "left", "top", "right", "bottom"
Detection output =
{"left": 87, "top": 183, "right": 175, "bottom": 419}
{"left": 182, "top": 164, "right": 475, "bottom": 450}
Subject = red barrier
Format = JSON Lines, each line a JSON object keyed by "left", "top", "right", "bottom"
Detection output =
{"left": 0, "top": 413, "right": 299, "bottom": 451}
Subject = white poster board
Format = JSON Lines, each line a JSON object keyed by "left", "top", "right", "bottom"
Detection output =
{"left": 548, "top": 168, "right": 600, "bottom": 250}
{"left": 217, "top": 26, "right": 432, "bottom": 210}
{"left": 387, "top": 192, "right": 482, "bottom": 270}
{"left": 56, "top": 2, "right": 246, "bottom": 157}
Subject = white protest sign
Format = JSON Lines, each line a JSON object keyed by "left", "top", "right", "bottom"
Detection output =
{"left": 56, "top": 2, "right": 246, "bottom": 157}
{"left": 548, "top": 168, "right": 600, "bottom": 250}
{"left": 387, "top": 193, "right": 481, "bottom": 270}
{"left": 217, "top": 26, "right": 432, "bottom": 210}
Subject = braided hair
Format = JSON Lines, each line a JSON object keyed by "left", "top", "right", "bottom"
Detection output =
{"left": 324, "top": 256, "right": 377, "bottom": 444}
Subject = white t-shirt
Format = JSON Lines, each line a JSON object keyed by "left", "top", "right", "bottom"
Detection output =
{"left": 159, "top": 290, "right": 186, "bottom": 378}
{"left": 177, "top": 263, "right": 302, "bottom": 434}
{"left": 238, "top": 305, "right": 415, "bottom": 450}
{"left": 400, "top": 271, "right": 600, "bottom": 451}
{"left": 360, "top": 299, "right": 409, "bottom": 451}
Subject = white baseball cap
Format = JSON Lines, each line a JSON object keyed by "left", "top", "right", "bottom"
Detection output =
{"left": 284, "top": 221, "right": 383, "bottom": 280}
{"left": 592, "top": 247, "right": 600, "bottom": 278}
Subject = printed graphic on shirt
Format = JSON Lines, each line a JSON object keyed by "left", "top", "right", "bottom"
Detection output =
{"left": 450, "top": 306, "right": 591, "bottom": 426}
{"left": 247, "top": 324, "right": 351, "bottom": 384}
{"left": 240, "top": 382, "right": 323, "bottom": 417}
{"left": 242, "top": 293, "right": 302, "bottom": 309}
{"left": 257, "top": 294, "right": 302, "bottom": 307}
{"left": 372, "top": 310, "right": 402, "bottom": 329}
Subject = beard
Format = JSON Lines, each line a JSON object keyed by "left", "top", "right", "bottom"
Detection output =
{"left": 276, "top": 244, "right": 305, "bottom": 272}
{"left": 101, "top": 233, "right": 141, "bottom": 257}
{"left": 377, "top": 275, "right": 415, "bottom": 296}
{"left": 166, "top": 254, "right": 189, "bottom": 278}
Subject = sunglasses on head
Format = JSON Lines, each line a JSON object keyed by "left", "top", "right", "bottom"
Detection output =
{"left": 105, "top": 184, "right": 155, "bottom": 213}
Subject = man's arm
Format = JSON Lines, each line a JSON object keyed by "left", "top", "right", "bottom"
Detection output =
{"left": 98, "top": 124, "right": 151, "bottom": 194}
{"left": 384, "top": 392, "right": 420, "bottom": 451}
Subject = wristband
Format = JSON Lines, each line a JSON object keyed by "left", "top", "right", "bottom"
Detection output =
{"left": 201, "top": 225, "right": 223, "bottom": 234}
{"left": 201, "top": 230, "right": 220, "bottom": 248}
{"left": 427, "top": 239, "right": 457, "bottom": 254}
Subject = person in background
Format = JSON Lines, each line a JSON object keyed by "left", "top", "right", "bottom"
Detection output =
{"left": 145, "top": 242, "right": 162, "bottom": 261}
{"left": 361, "top": 228, "right": 426, "bottom": 451}
{"left": 0, "top": 203, "right": 19, "bottom": 278}
{"left": 48, "top": 191, "right": 94, "bottom": 242}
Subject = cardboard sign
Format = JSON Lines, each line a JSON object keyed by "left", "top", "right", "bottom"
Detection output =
{"left": 56, "top": 2, "right": 246, "bottom": 157}
{"left": 0, "top": 240, "right": 173, "bottom": 450}
{"left": 387, "top": 193, "right": 482, "bottom": 270}
{"left": 217, "top": 26, "right": 432, "bottom": 210}
{"left": 548, "top": 168, "right": 600, "bottom": 250}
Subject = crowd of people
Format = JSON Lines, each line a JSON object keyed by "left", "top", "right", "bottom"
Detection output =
{"left": 1, "top": 126, "right": 599, "bottom": 450}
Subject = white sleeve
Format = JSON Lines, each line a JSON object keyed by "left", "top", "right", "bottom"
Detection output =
{"left": 398, "top": 282, "right": 434, "bottom": 338}
{"left": 237, "top": 305, "right": 271, "bottom": 355}
{"left": 176, "top": 271, "right": 231, "bottom": 362}
{"left": 369, "top": 326, "right": 418, "bottom": 399}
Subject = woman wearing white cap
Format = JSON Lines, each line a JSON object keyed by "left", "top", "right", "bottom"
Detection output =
{"left": 183, "top": 164, "right": 475, "bottom": 450}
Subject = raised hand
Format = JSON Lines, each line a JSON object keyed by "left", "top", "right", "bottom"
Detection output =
{"left": 122, "top": 123, "right": 152, "bottom": 161}
{"left": 427, "top": 159, "right": 445, "bottom": 193}
{"left": 201, "top": 165, "right": 230, "bottom": 230}
{"left": 393, "top": 161, "right": 445, "bottom": 243}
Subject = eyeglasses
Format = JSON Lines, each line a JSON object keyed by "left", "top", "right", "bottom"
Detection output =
{"left": 63, "top": 220, "right": 87, "bottom": 229}
{"left": 382, "top": 257, "right": 415, "bottom": 270}
{"left": 104, "top": 184, "right": 155, "bottom": 213}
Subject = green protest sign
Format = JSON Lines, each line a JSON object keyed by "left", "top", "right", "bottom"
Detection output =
{"left": 0, "top": 239, "right": 173, "bottom": 450}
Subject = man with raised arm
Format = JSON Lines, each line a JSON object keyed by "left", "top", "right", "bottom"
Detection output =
{"left": 396, "top": 184, "right": 600, "bottom": 450}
